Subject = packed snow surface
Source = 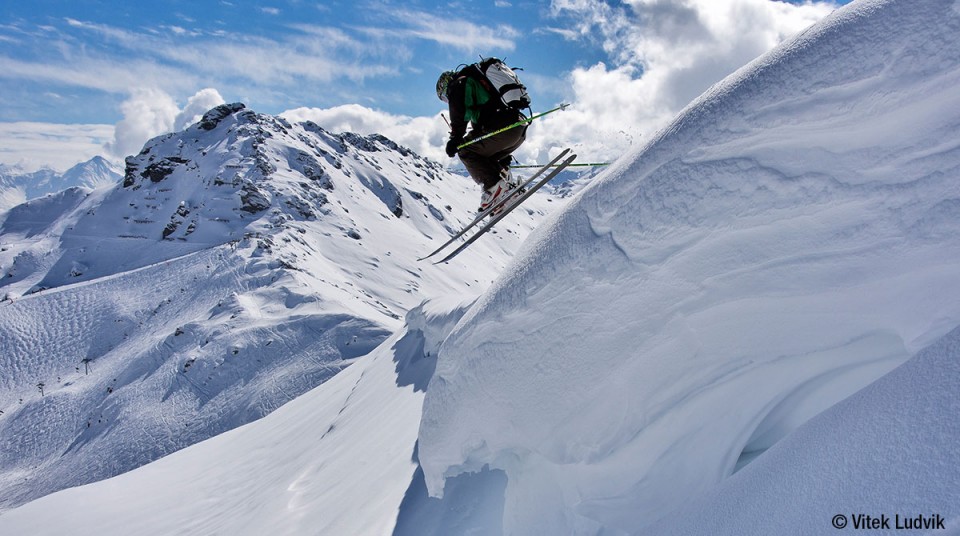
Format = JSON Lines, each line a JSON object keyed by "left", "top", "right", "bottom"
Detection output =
{"left": 419, "top": 0, "right": 960, "bottom": 533}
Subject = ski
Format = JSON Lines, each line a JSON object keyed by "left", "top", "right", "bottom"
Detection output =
{"left": 434, "top": 153, "right": 577, "bottom": 264}
{"left": 418, "top": 148, "right": 572, "bottom": 261}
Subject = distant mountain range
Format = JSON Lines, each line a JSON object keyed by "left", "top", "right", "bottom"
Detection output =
{"left": 0, "top": 156, "right": 123, "bottom": 211}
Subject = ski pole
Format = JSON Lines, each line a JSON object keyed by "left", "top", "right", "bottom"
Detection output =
{"left": 510, "top": 162, "right": 610, "bottom": 168}
{"left": 456, "top": 103, "right": 570, "bottom": 150}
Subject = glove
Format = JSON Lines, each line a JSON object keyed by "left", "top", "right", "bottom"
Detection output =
{"left": 445, "top": 138, "right": 461, "bottom": 157}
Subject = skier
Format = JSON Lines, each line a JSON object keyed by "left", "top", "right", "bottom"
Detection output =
{"left": 436, "top": 67, "right": 527, "bottom": 213}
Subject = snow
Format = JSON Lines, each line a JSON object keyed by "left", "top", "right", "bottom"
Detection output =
{"left": 2, "top": 0, "right": 960, "bottom": 533}
{"left": 0, "top": 156, "right": 122, "bottom": 212}
{"left": 417, "top": 0, "right": 960, "bottom": 533}
{"left": 651, "top": 324, "right": 960, "bottom": 535}
{"left": 0, "top": 298, "right": 473, "bottom": 536}
{"left": 0, "top": 104, "right": 564, "bottom": 511}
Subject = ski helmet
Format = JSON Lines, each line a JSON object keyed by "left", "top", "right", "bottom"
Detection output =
{"left": 436, "top": 71, "right": 455, "bottom": 102}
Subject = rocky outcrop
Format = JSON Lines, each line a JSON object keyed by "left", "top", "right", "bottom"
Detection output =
{"left": 239, "top": 183, "right": 271, "bottom": 213}
{"left": 199, "top": 103, "right": 247, "bottom": 130}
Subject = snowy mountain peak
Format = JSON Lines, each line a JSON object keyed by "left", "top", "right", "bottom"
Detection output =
{"left": 114, "top": 102, "right": 445, "bottom": 247}
{"left": 0, "top": 156, "right": 121, "bottom": 212}
{"left": 197, "top": 102, "right": 248, "bottom": 131}
{"left": 0, "top": 103, "right": 562, "bottom": 513}
{"left": 2, "top": 102, "right": 554, "bottom": 301}
{"left": 60, "top": 156, "right": 123, "bottom": 190}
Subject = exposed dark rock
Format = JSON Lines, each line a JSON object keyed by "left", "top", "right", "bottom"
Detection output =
{"left": 199, "top": 103, "right": 247, "bottom": 131}
{"left": 254, "top": 154, "right": 276, "bottom": 176}
{"left": 123, "top": 157, "right": 138, "bottom": 187}
{"left": 240, "top": 184, "right": 271, "bottom": 213}
{"left": 369, "top": 134, "right": 413, "bottom": 157}
{"left": 162, "top": 221, "right": 178, "bottom": 239}
{"left": 285, "top": 197, "right": 316, "bottom": 220}
{"left": 163, "top": 203, "right": 191, "bottom": 239}
{"left": 340, "top": 132, "right": 380, "bottom": 152}
{"left": 140, "top": 157, "right": 189, "bottom": 183}
{"left": 392, "top": 195, "right": 403, "bottom": 218}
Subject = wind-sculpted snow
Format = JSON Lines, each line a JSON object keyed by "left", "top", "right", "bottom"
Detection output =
{"left": 652, "top": 325, "right": 960, "bottom": 535}
{"left": 419, "top": 0, "right": 960, "bottom": 533}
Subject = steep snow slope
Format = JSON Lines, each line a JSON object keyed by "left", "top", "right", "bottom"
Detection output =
{"left": 419, "top": 0, "right": 960, "bottom": 533}
{"left": 0, "top": 104, "right": 565, "bottom": 510}
{"left": 0, "top": 299, "right": 472, "bottom": 536}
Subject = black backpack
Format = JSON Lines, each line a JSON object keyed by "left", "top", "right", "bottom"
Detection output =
{"left": 462, "top": 57, "right": 531, "bottom": 112}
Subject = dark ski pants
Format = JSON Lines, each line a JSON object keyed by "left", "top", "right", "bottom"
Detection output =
{"left": 458, "top": 125, "right": 526, "bottom": 190}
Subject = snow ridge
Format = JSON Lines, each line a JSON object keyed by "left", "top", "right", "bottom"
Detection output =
{"left": 418, "top": 0, "right": 960, "bottom": 533}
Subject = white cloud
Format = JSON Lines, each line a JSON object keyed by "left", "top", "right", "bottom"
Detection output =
{"left": 105, "top": 88, "right": 180, "bottom": 159}
{"left": 106, "top": 88, "right": 227, "bottom": 159}
{"left": 174, "top": 88, "right": 226, "bottom": 131}
{"left": 0, "top": 17, "right": 401, "bottom": 107}
{"left": 178, "top": 31, "right": 396, "bottom": 85}
{"left": 515, "top": 63, "right": 653, "bottom": 165}
{"left": 266, "top": 1, "right": 840, "bottom": 174}
{"left": 282, "top": 104, "right": 450, "bottom": 163}
{"left": 540, "top": 0, "right": 839, "bottom": 163}
{"left": 0, "top": 55, "right": 198, "bottom": 94}
{"left": 0, "top": 122, "right": 115, "bottom": 172}
{"left": 358, "top": 10, "right": 518, "bottom": 53}
{"left": 260, "top": 7, "right": 281, "bottom": 15}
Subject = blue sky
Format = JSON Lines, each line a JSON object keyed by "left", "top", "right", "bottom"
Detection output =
{"left": 0, "top": 0, "right": 851, "bottom": 170}
{"left": 1, "top": 1, "right": 605, "bottom": 123}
